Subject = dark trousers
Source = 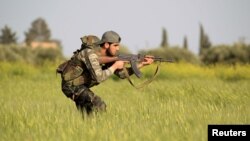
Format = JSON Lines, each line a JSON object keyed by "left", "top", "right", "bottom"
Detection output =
{"left": 74, "top": 88, "right": 106, "bottom": 114}
{"left": 62, "top": 83, "right": 106, "bottom": 115}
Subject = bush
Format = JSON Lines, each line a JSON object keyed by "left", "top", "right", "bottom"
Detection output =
{"left": 0, "top": 45, "right": 26, "bottom": 62}
{"left": 0, "top": 44, "right": 65, "bottom": 65}
{"left": 32, "top": 47, "right": 65, "bottom": 65}
{"left": 202, "top": 44, "right": 250, "bottom": 64}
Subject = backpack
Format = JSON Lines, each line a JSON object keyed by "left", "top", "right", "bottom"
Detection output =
{"left": 56, "top": 56, "right": 83, "bottom": 82}
{"left": 56, "top": 35, "right": 100, "bottom": 85}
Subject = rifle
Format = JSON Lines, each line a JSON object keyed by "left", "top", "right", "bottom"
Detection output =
{"left": 99, "top": 54, "right": 174, "bottom": 78}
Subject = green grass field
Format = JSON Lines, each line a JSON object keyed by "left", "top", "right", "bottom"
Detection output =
{"left": 0, "top": 62, "right": 249, "bottom": 141}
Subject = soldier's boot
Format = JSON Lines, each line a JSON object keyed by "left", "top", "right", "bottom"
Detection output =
{"left": 92, "top": 96, "right": 107, "bottom": 112}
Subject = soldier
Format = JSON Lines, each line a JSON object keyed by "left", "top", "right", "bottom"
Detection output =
{"left": 57, "top": 31, "right": 153, "bottom": 115}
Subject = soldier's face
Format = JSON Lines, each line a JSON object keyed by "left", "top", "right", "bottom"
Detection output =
{"left": 107, "top": 43, "right": 120, "bottom": 56}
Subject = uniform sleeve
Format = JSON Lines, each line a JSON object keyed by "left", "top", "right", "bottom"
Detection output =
{"left": 78, "top": 49, "right": 114, "bottom": 83}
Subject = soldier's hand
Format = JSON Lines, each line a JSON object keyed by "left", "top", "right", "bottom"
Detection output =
{"left": 113, "top": 61, "right": 125, "bottom": 70}
{"left": 141, "top": 56, "right": 154, "bottom": 66}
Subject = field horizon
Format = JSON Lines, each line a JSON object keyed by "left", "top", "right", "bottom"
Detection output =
{"left": 0, "top": 62, "right": 249, "bottom": 141}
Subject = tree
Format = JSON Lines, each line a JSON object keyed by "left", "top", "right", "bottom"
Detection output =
{"left": 25, "top": 18, "right": 51, "bottom": 45}
{"left": 160, "top": 27, "right": 168, "bottom": 48}
{"left": 199, "top": 24, "right": 211, "bottom": 56}
{"left": 0, "top": 25, "right": 17, "bottom": 44}
{"left": 183, "top": 36, "right": 188, "bottom": 50}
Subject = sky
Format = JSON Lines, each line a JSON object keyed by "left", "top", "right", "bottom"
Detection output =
{"left": 1, "top": 0, "right": 250, "bottom": 57}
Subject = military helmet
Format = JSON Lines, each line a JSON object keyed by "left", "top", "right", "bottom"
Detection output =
{"left": 80, "top": 35, "right": 100, "bottom": 47}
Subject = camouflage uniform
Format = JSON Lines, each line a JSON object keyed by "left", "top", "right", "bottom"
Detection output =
{"left": 57, "top": 35, "right": 133, "bottom": 114}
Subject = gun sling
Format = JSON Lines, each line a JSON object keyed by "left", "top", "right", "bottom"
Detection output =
{"left": 123, "top": 62, "right": 161, "bottom": 89}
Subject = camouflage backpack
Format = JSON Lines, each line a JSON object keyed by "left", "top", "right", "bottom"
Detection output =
{"left": 56, "top": 35, "right": 100, "bottom": 86}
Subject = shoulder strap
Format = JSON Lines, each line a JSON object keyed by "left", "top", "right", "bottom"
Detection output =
{"left": 123, "top": 62, "right": 161, "bottom": 89}
{"left": 83, "top": 49, "right": 98, "bottom": 84}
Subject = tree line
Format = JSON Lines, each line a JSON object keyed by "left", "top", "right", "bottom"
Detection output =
{"left": 0, "top": 18, "right": 64, "bottom": 65}
{"left": 140, "top": 25, "right": 250, "bottom": 65}
{"left": 1, "top": 18, "right": 250, "bottom": 65}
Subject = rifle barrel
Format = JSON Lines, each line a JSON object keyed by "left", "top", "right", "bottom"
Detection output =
{"left": 153, "top": 57, "right": 174, "bottom": 62}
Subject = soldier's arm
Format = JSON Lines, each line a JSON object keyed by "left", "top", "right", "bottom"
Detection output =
{"left": 78, "top": 49, "right": 117, "bottom": 83}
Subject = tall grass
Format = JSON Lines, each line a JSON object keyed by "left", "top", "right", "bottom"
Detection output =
{"left": 0, "top": 62, "right": 249, "bottom": 141}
